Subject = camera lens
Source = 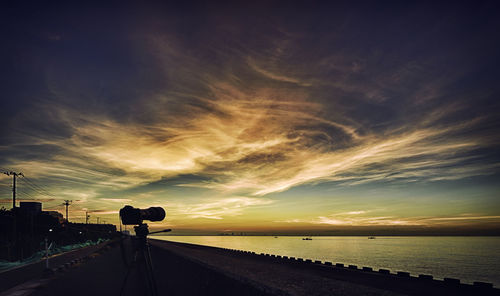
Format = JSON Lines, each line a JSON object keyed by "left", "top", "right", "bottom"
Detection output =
{"left": 120, "top": 205, "right": 166, "bottom": 225}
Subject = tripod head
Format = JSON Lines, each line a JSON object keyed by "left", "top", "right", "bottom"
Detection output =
{"left": 134, "top": 223, "right": 172, "bottom": 238}
{"left": 134, "top": 223, "right": 151, "bottom": 238}
{"left": 133, "top": 223, "right": 171, "bottom": 248}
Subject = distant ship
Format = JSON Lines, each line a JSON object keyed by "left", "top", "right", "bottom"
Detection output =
{"left": 368, "top": 236, "right": 376, "bottom": 239}
{"left": 302, "top": 237, "right": 312, "bottom": 240}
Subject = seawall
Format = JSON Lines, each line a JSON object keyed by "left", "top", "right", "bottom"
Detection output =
{"left": 149, "top": 238, "right": 499, "bottom": 296}
{"left": 1, "top": 237, "right": 499, "bottom": 296}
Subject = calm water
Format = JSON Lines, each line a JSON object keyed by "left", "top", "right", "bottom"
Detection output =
{"left": 156, "top": 236, "right": 500, "bottom": 287}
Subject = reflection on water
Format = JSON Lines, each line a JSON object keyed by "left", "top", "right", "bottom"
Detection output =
{"left": 156, "top": 236, "right": 500, "bottom": 287}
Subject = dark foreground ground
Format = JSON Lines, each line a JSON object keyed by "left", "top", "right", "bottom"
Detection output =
{"left": 0, "top": 237, "right": 498, "bottom": 296}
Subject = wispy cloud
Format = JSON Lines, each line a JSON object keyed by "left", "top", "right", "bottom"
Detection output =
{"left": 277, "top": 214, "right": 500, "bottom": 226}
{"left": 168, "top": 196, "right": 274, "bottom": 220}
{"left": 247, "top": 58, "right": 312, "bottom": 87}
{"left": 99, "top": 198, "right": 132, "bottom": 203}
{"left": 1, "top": 5, "right": 499, "bottom": 229}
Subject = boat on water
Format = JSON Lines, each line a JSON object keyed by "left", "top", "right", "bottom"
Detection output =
{"left": 302, "top": 237, "right": 312, "bottom": 240}
{"left": 368, "top": 236, "right": 376, "bottom": 239}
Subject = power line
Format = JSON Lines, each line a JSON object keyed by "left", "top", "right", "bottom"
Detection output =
{"left": 18, "top": 180, "right": 55, "bottom": 200}
{"left": 16, "top": 183, "right": 42, "bottom": 200}
{"left": 16, "top": 189, "right": 37, "bottom": 200}
{"left": 43, "top": 204, "right": 63, "bottom": 211}
{"left": 23, "top": 176, "right": 54, "bottom": 196}
{"left": 20, "top": 177, "right": 56, "bottom": 199}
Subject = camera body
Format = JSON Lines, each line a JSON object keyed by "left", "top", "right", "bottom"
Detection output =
{"left": 120, "top": 205, "right": 166, "bottom": 225}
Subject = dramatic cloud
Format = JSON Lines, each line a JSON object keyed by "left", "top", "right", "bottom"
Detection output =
{"left": 1, "top": 2, "right": 499, "bottom": 231}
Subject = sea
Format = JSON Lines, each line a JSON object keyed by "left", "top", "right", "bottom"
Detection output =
{"left": 156, "top": 236, "right": 500, "bottom": 287}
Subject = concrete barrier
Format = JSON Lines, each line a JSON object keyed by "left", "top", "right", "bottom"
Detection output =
{"left": 444, "top": 278, "right": 460, "bottom": 285}
{"left": 473, "top": 281, "right": 493, "bottom": 289}
{"left": 418, "top": 274, "right": 433, "bottom": 280}
{"left": 182, "top": 244, "right": 495, "bottom": 294}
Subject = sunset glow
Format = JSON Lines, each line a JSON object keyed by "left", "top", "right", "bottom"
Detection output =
{"left": 1, "top": 2, "right": 499, "bottom": 235}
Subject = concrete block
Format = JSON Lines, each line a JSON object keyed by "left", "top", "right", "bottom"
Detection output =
{"left": 379, "top": 269, "right": 390, "bottom": 274}
{"left": 314, "top": 260, "right": 322, "bottom": 264}
{"left": 362, "top": 267, "right": 373, "bottom": 272}
{"left": 305, "top": 259, "right": 312, "bottom": 263}
{"left": 397, "top": 271, "right": 410, "bottom": 277}
{"left": 348, "top": 265, "right": 358, "bottom": 270}
{"left": 418, "top": 274, "right": 433, "bottom": 280}
{"left": 444, "top": 278, "right": 460, "bottom": 285}
{"left": 324, "top": 261, "right": 332, "bottom": 266}
{"left": 335, "top": 263, "right": 344, "bottom": 267}
{"left": 473, "top": 281, "right": 493, "bottom": 289}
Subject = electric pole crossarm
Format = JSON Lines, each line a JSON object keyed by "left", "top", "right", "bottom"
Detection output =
{"left": 62, "top": 200, "right": 72, "bottom": 222}
{"left": 3, "top": 171, "right": 24, "bottom": 209}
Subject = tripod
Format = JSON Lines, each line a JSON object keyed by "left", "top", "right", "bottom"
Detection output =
{"left": 119, "top": 224, "right": 171, "bottom": 296}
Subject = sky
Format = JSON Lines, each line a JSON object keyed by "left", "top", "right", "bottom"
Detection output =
{"left": 1, "top": 1, "right": 500, "bottom": 235}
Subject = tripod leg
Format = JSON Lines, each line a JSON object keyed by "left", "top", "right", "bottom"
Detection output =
{"left": 119, "top": 250, "right": 139, "bottom": 296}
{"left": 143, "top": 243, "right": 159, "bottom": 296}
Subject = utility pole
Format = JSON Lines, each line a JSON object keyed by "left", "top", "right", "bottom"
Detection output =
{"left": 96, "top": 217, "right": 100, "bottom": 224}
{"left": 85, "top": 211, "right": 90, "bottom": 224}
{"left": 3, "top": 171, "right": 24, "bottom": 209}
{"left": 62, "top": 200, "right": 72, "bottom": 222}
